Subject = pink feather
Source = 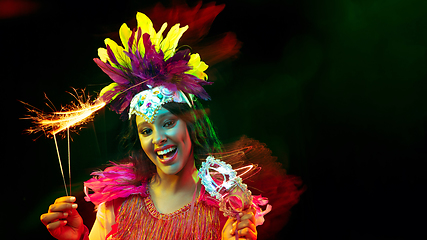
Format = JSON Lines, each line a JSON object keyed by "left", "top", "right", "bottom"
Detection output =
{"left": 84, "top": 163, "right": 147, "bottom": 206}
{"left": 84, "top": 163, "right": 270, "bottom": 226}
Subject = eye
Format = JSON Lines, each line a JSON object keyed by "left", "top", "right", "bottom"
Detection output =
{"left": 163, "top": 119, "right": 176, "bottom": 128}
{"left": 139, "top": 128, "right": 152, "bottom": 136}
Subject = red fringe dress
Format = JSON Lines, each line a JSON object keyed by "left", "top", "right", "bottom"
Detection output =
{"left": 82, "top": 138, "right": 305, "bottom": 240}
{"left": 83, "top": 164, "right": 269, "bottom": 240}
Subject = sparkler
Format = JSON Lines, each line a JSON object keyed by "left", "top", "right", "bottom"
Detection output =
{"left": 21, "top": 88, "right": 106, "bottom": 195}
{"left": 21, "top": 90, "right": 106, "bottom": 137}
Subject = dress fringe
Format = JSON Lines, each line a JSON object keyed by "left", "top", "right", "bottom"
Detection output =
{"left": 111, "top": 194, "right": 221, "bottom": 240}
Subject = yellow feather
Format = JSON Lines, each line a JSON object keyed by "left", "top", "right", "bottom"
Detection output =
{"left": 97, "top": 48, "right": 108, "bottom": 63}
{"left": 153, "top": 22, "right": 168, "bottom": 52}
{"left": 119, "top": 23, "right": 132, "bottom": 51}
{"left": 99, "top": 83, "right": 120, "bottom": 100}
{"left": 187, "top": 53, "right": 209, "bottom": 80}
{"left": 136, "top": 12, "right": 156, "bottom": 37}
{"left": 104, "top": 38, "right": 130, "bottom": 68}
{"left": 161, "top": 24, "right": 189, "bottom": 60}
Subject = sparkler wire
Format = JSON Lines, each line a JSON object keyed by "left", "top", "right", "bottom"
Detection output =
{"left": 22, "top": 89, "right": 107, "bottom": 197}
{"left": 53, "top": 134, "right": 69, "bottom": 196}
{"left": 67, "top": 127, "right": 71, "bottom": 196}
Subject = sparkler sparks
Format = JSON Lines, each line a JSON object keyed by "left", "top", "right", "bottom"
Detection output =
{"left": 21, "top": 89, "right": 106, "bottom": 137}
{"left": 21, "top": 88, "right": 106, "bottom": 196}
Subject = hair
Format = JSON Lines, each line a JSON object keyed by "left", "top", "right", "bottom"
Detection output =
{"left": 119, "top": 100, "right": 223, "bottom": 184}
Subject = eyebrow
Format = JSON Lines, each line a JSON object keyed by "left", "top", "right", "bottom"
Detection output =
{"left": 156, "top": 112, "right": 174, "bottom": 120}
{"left": 136, "top": 112, "right": 175, "bottom": 128}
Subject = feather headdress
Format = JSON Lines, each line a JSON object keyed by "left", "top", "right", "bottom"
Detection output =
{"left": 94, "top": 12, "right": 211, "bottom": 119}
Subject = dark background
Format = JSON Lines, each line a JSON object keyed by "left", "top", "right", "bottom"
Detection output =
{"left": 3, "top": 0, "right": 427, "bottom": 239}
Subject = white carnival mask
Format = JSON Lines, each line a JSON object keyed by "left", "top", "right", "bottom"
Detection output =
{"left": 199, "top": 155, "right": 253, "bottom": 217}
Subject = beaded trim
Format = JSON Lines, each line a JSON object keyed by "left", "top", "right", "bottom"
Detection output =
{"left": 128, "top": 86, "right": 192, "bottom": 123}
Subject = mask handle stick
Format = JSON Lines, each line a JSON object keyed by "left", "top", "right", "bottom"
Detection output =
{"left": 235, "top": 213, "right": 240, "bottom": 240}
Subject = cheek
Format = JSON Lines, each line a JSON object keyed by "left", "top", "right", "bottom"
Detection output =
{"left": 176, "top": 124, "right": 191, "bottom": 144}
{"left": 138, "top": 135, "right": 153, "bottom": 155}
{"left": 180, "top": 129, "right": 193, "bottom": 155}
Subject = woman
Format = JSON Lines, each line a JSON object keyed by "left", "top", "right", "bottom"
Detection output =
{"left": 40, "top": 12, "right": 265, "bottom": 239}
{"left": 40, "top": 101, "right": 259, "bottom": 240}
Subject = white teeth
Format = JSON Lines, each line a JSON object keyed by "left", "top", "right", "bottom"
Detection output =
{"left": 157, "top": 147, "right": 177, "bottom": 156}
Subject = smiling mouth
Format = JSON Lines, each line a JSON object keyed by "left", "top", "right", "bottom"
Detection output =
{"left": 156, "top": 146, "right": 178, "bottom": 160}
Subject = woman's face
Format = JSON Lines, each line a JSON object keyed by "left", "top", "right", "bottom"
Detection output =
{"left": 135, "top": 107, "right": 194, "bottom": 176}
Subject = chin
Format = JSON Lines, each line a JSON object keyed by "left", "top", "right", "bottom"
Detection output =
{"left": 156, "top": 152, "right": 187, "bottom": 175}
{"left": 157, "top": 161, "right": 185, "bottom": 175}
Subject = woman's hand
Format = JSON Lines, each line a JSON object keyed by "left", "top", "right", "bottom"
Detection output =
{"left": 222, "top": 208, "right": 257, "bottom": 240}
{"left": 40, "top": 196, "right": 85, "bottom": 240}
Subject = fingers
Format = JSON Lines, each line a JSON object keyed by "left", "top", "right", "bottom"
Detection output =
{"left": 48, "top": 202, "right": 78, "bottom": 213}
{"left": 235, "top": 228, "right": 257, "bottom": 240}
{"left": 40, "top": 212, "right": 68, "bottom": 226}
{"left": 230, "top": 219, "right": 257, "bottom": 236}
{"left": 236, "top": 211, "right": 257, "bottom": 232}
{"left": 46, "top": 219, "right": 68, "bottom": 231}
{"left": 41, "top": 196, "right": 77, "bottom": 227}
{"left": 222, "top": 217, "right": 234, "bottom": 239}
{"left": 231, "top": 227, "right": 257, "bottom": 240}
{"left": 230, "top": 210, "right": 258, "bottom": 240}
{"left": 40, "top": 196, "right": 86, "bottom": 240}
{"left": 54, "top": 196, "right": 76, "bottom": 204}
{"left": 49, "top": 196, "right": 77, "bottom": 213}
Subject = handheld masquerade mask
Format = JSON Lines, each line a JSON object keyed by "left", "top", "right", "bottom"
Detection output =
{"left": 199, "top": 155, "right": 253, "bottom": 217}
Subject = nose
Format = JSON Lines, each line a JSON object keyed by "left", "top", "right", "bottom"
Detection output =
{"left": 152, "top": 129, "right": 167, "bottom": 145}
